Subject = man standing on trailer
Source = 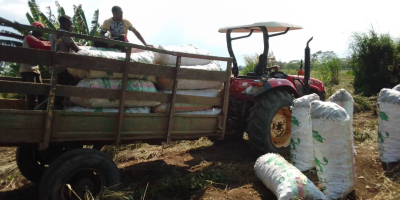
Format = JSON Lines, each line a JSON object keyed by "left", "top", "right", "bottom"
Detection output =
{"left": 49, "top": 15, "right": 80, "bottom": 109}
{"left": 19, "top": 22, "right": 51, "bottom": 110}
{"left": 98, "top": 6, "right": 153, "bottom": 49}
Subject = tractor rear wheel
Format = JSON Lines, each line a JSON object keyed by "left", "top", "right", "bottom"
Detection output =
{"left": 246, "top": 90, "right": 293, "bottom": 156}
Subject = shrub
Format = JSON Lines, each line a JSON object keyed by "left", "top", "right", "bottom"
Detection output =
{"left": 349, "top": 29, "right": 400, "bottom": 96}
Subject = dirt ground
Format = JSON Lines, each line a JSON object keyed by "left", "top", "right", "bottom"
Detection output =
{"left": 0, "top": 107, "right": 399, "bottom": 200}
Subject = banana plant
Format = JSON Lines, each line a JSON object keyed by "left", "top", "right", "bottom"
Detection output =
{"left": 73, "top": 4, "right": 100, "bottom": 45}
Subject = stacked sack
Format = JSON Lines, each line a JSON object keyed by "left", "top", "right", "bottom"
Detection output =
{"left": 152, "top": 44, "right": 223, "bottom": 116}
{"left": 310, "top": 101, "right": 356, "bottom": 200}
{"left": 66, "top": 47, "right": 159, "bottom": 113}
{"left": 377, "top": 88, "right": 400, "bottom": 164}
{"left": 329, "top": 89, "right": 356, "bottom": 155}
{"left": 290, "top": 93, "right": 320, "bottom": 172}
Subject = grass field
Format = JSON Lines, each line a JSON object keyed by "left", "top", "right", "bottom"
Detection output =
{"left": 0, "top": 71, "right": 399, "bottom": 200}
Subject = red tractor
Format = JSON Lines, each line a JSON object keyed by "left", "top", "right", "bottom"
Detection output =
{"left": 219, "top": 22, "right": 325, "bottom": 155}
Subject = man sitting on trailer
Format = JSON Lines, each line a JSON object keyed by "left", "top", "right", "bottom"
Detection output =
{"left": 96, "top": 6, "right": 153, "bottom": 51}
{"left": 49, "top": 15, "right": 80, "bottom": 109}
{"left": 19, "top": 21, "right": 51, "bottom": 110}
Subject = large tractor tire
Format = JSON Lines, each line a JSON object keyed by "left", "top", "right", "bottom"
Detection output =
{"left": 246, "top": 90, "right": 294, "bottom": 156}
{"left": 16, "top": 145, "right": 47, "bottom": 184}
{"left": 39, "top": 148, "right": 120, "bottom": 200}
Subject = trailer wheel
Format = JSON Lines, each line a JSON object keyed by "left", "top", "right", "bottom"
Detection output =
{"left": 39, "top": 148, "right": 120, "bottom": 200}
{"left": 246, "top": 90, "right": 293, "bottom": 156}
{"left": 16, "top": 145, "right": 47, "bottom": 184}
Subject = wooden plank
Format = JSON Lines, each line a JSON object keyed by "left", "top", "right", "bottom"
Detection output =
{"left": 166, "top": 56, "right": 181, "bottom": 143}
{"left": 39, "top": 47, "right": 58, "bottom": 150}
{"left": 174, "top": 52, "right": 232, "bottom": 62}
{"left": 56, "top": 53, "right": 227, "bottom": 81}
{"left": 220, "top": 61, "right": 232, "bottom": 140}
{"left": 0, "top": 47, "right": 228, "bottom": 82}
{"left": 57, "top": 53, "right": 124, "bottom": 73}
{"left": 178, "top": 68, "right": 226, "bottom": 81}
{"left": 0, "top": 76, "right": 50, "bottom": 84}
{"left": 116, "top": 47, "right": 132, "bottom": 145}
{"left": 0, "top": 110, "right": 45, "bottom": 144}
{"left": 0, "top": 21, "right": 232, "bottom": 62}
{"left": 0, "top": 80, "right": 222, "bottom": 105}
{"left": 0, "top": 99, "right": 27, "bottom": 110}
{"left": 49, "top": 111, "right": 218, "bottom": 142}
{"left": 0, "top": 80, "right": 49, "bottom": 95}
{"left": 0, "top": 45, "right": 53, "bottom": 66}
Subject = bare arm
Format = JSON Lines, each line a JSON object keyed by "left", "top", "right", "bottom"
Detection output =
{"left": 69, "top": 41, "right": 80, "bottom": 53}
{"left": 130, "top": 27, "right": 152, "bottom": 47}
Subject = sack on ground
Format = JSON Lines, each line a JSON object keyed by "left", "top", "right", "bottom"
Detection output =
{"left": 329, "top": 89, "right": 356, "bottom": 155}
{"left": 156, "top": 61, "right": 223, "bottom": 90}
{"left": 311, "top": 101, "right": 356, "bottom": 200}
{"left": 154, "top": 44, "right": 212, "bottom": 66}
{"left": 290, "top": 93, "right": 320, "bottom": 171}
{"left": 254, "top": 153, "right": 326, "bottom": 200}
{"left": 70, "top": 79, "right": 160, "bottom": 108}
{"left": 70, "top": 49, "right": 156, "bottom": 82}
{"left": 66, "top": 106, "right": 150, "bottom": 113}
{"left": 377, "top": 89, "right": 400, "bottom": 163}
{"left": 152, "top": 89, "right": 220, "bottom": 113}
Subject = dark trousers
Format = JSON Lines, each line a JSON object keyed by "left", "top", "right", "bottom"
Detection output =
{"left": 20, "top": 72, "right": 46, "bottom": 110}
{"left": 54, "top": 70, "right": 75, "bottom": 109}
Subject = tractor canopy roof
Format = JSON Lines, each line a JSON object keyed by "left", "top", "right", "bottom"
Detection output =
{"left": 218, "top": 22, "right": 302, "bottom": 33}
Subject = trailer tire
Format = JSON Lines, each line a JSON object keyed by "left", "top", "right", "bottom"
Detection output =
{"left": 246, "top": 90, "right": 293, "bottom": 156}
{"left": 39, "top": 148, "right": 120, "bottom": 200}
{"left": 16, "top": 145, "right": 47, "bottom": 184}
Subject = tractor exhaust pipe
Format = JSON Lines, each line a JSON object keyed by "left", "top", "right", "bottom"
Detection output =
{"left": 304, "top": 37, "right": 313, "bottom": 94}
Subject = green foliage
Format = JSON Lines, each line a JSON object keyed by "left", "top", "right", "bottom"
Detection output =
{"left": 240, "top": 54, "right": 259, "bottom": 75}
{"left": 28, "top": 0, "right": 40, "bottom": 22}
{"left": 353, "top": 95, "right": 372, "bottom": 113}
{"left": 39, "top": 12, "right": 56, "bottom": 30}
{"left": 0, "top": 62, "right": 20, "bottom": 77}
{"left": 26, "top": 13, "right": 35, "bottom": 24}
{"left": 349, "top": 29, "right": 400, "bottom": 96}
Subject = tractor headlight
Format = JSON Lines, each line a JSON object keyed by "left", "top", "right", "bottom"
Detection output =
{"left": 260, "top": 75, "right": 269, "bottom": 82}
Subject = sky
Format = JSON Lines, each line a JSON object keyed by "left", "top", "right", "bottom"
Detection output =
{"left": 1, "top": 0, "right": 400, "bottom": 67}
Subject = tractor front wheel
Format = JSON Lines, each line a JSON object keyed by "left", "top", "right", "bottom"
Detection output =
{"left": 246, "top": 90, "right": 293, "bottom": 156}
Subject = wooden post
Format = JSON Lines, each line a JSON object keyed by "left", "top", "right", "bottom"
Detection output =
{"left": 220, "top": 61, "right": 232, "bottom": 140}
{"left": 166, "top": 56, "right": 181, "bottom": 144}
{"left": 116, "top": 47, "right": 132, "bottom": 145}
{"left": 38, "top": 48, "right": 59, "bottom": 150}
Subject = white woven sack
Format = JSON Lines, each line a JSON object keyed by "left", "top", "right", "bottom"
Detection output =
{"left": 377, "top": 89, "right": 400, "bottom": 163}
{"left": 71, "top": 49, "right": 156, "bottom": 82}
{"left": 311, "top": 101, "right": 356, "bottom": 200}
{"left": 393, "top": 84, "right": 400, "bottom": 92}
{"left": 152, "top": 89, "right": 220, "bottom": 113}
{"left": 156, "top": 61, "right": 223, "bottom": 90}
{"left": 329, "top": 89, "right": 356, "bottom": 155}
{"left": 255, "top": 153, "right": 326, "bottom": 200}
{"left": 290, "top": 93, "right": 320, "bottom": 171}
{"left": 66, "top": 106, "right": 150, "bottom": 113}
{"left": 70, "top": 79, "right": 161, "bottom": 108}
{"left": 154, "top": 44, "right": 212, "bottom": 66}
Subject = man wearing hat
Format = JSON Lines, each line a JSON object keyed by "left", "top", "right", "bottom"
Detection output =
{"left": 19, "top": 21, "right": 51, "bottom": 110}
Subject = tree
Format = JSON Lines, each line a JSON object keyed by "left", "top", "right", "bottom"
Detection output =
{"left": 0, "top": 1, "right": 101, "bottom": 79}
{"left": 349, "top": 29, "right": 400, "bottom": 96}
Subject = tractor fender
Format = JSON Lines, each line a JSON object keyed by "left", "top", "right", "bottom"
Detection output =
{"left": 242, "top": 78, "right": 299, "bottom": 98}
